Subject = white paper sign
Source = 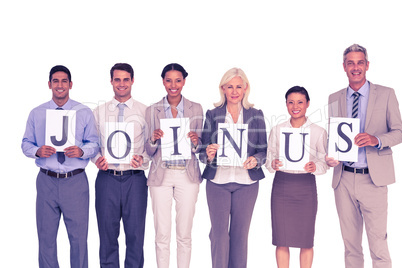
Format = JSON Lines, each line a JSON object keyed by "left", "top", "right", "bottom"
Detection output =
{"left": 328, "top": 117, "right": 360, "bottom": 162}
{"left": 104, "top": 122, "right": 134, "bottom": 164}
{"left": 45, "top": 109, "right": 76, "bottom": 151}
{"left": 217, "top": 123, "right": 248, "bottom": 167}
{"left": 279, "top": 127, "right": 310, "bottom": 171}
{"left": 160, "top": 118, "right": 192, "bottom": 161}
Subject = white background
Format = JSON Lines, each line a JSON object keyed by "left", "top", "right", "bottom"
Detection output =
{"left": 1, "top": 0, "right": 402, "bottom": 267}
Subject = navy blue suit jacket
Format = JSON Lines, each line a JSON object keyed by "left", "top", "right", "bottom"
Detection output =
{"left": 200, "top": 104, "right": 267, "bottom": 181}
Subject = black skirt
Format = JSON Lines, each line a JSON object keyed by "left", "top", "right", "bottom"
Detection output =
{"left": 271, "top": 171, "right": 317, "bottom": 248}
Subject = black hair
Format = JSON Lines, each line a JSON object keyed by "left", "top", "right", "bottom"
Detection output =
{"left": 161, "top": 63, "right": 188, "bottom": 79}
{"left": 110, "top": 63, "right": 134, "bottom": 80}
{"left": 285, "top": 86, "right": 310, "bottom": 102}
{"left": 49, "top": 65, "right": 71, "bottom": 82}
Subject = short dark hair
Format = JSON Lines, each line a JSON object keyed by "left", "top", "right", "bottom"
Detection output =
{"left": 161, "top": 63, "right": 188, "bottom": 79}
{"left": 49, "top": 65, "right": 71, "bottom": 82}
{"left": 285, "top": 86, "right": 310, "bottom": 102}
{"left": 110, "top": 63, "right": 134, "bottom": 80}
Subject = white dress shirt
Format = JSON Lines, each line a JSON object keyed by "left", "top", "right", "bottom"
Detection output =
{"left": 92, "top": 97, "right": 149, "bottom": 171}
{"left": 266, "top": 117, "right": 328, "bottom": 175}
{"left": 212, "top": 108, "right": 255, "bottom": 185}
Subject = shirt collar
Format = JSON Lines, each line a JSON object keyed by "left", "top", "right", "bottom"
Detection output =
{"left": 347, "top": 80, "right": 370, "bottom": 99}
{"left": 163, "top": 96, "right": 184, "bottom": 113}
{"left": 286, "top": 117, "right": 312, "bottom": 128}
{"left": 50, "top": 98, "right": 72, "bottom": 110}
{"left": 112, "top": 97, "right": 134, "bottom": 109}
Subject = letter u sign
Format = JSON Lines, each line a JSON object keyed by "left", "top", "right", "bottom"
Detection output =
{"left": 279, "top": 127, "right": 310, "bottom": 171}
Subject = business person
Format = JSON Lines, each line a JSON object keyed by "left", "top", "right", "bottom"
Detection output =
{"left": 21, "top": 65, "right": 99, "bottom": 268}
{"left": 199, "top": 67, "right": 267, "bottom": 268}
{"left": 145, "top": 63, "right": 203, "bottom": 268}
{"left": 92, "top": 63, "right": 149, "bottom": 267}
{"left": 326, "top": 44, "right": 402, "bottom": 268}
{"left": 266, "top": 86, "right": 327, "bottom": 268}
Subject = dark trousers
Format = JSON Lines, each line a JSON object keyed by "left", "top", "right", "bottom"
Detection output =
{"left": 95, "top": 170, "right": 148, "bottom": 268}
{"left": 206, "top": 180, "right": 259, "bottom": 268}
{"left": 36, "top": 170, "right": 89, "bottom": 268}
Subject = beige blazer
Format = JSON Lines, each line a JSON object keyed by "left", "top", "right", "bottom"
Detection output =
{"left": 145, "top": 97, "right": 203, "bottom": 186}
{"left": 328, "top": 82, "right": 402, "bottom": 188}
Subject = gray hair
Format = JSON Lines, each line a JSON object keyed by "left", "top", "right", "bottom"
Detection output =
{"left": 343, "top": 44, "right": 368, "bottom": 63}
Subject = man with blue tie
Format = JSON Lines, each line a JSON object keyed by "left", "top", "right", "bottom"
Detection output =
{"left": 326, "top": 44, "right": 402, "bottom": 268}
{"left": 92, "top": 63, "right": 149, "bottom": 267}
{"left": 21, "top": 65, "right": 99, "bottom": 268}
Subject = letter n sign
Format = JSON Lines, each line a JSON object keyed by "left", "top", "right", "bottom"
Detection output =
{"left": 328, "top": 117, "right": 359, "bottom": 162}
{"left": 45, "top": 109, "right": 76, "bottom": 151}
{"left": 217, "top": 123, "right": 248, "bottom": 167}
{"left": 104, "top": 122, "right": 134, "bottom": 164}
{"left": 160, "top": 118, "right": 192, "bottom": 161}
{"left": 279, "top": 127, "right": 310, "bottom": 171}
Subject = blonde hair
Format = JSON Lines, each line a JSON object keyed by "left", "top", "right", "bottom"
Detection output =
{"left": 214, "top": 67, "right": 254, "bottom": 109}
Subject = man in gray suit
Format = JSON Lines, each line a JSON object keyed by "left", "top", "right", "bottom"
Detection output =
{"left": 326, "top": 44, "right": 402, "bottom": 268}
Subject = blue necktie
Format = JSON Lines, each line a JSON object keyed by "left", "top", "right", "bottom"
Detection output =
{"left": 117, "top": 103, "right": 126, "bottom": 122}
{"left": 56, "top": 107, "right": 65, "bottom": 164}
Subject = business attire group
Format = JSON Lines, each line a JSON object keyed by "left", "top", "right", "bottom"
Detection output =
{"left": 22, "top": 44, "right": 402, "bottom": 268}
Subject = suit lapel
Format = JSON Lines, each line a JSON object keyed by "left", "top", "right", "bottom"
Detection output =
{"left": 365, "top": 83, "right": 377, "bottom": 131}
{"left": 339, "top": 88, "right": 347, "bottom": 117}
{"left": 155, "top": 99, "right": 165, "bottom": 129}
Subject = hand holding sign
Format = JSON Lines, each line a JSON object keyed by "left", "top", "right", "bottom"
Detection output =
{"left": 160, "top": 118, "right": 192, "bottom": 161}
{"left": 328, "top": 117, "right": 360, "bottom": 161}
{"left": 354, "top": 133, "right": 379, "bottom": 147}
{"left": 36, "top": 145, "right": 56, "bottom": 158}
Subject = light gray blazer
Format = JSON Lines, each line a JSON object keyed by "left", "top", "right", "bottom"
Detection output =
{"left": 145, "top": 97, "right": 203, "bottom": 186}
{"left": 328, "top": 82, "right": 402, "bottom": 187}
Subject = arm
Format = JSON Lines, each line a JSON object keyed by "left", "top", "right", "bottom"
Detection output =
{"left": 78, "top": 109, "right": 100, "bottom": 159}
{"left": 21, "top": 110, "right": 42, "bottom": 159}
{"left": 377, "top": 88, "right": 402, "bottom": 149}
{"left": 145, "top": 105, "right": 159, "bottom": 157}
{"left": 199, "top": 109, "right": 215, "bottom": 165}
{"left": 249, "top": 109, "right": 268, "bottom": 168}
{"left": 312, "top": 127, "right": 329, "bottom": 175}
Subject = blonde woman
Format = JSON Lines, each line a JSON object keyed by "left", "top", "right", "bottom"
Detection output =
{"left": 200, "top": 68, "right": 267, "bottom": 268}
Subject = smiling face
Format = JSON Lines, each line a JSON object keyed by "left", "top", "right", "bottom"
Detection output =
{"left": 343, "top": 51, "right": 369, "bottom": 91}
{"left": 286, "top": 92, "right": 310, "bottom": 120}
{"left": 111, "top": 70, "right": 134, "bottom": 102}
{"left": 222, "top": 76, "right": 248, "bottom": 106}
{"left": 163, "top": 70, "right": 185, "bottom": 99}
{"left": 49, "top": 71, "right": 72, "bottom": 105}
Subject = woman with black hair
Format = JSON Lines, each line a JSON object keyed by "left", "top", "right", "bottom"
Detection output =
{"left": 266, "top": 86, "right": 328, "bottom": 268}
{"left": 145, "top": 63, "right": 203, "bottom": 268}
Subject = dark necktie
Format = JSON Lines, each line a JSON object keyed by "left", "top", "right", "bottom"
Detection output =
{"left": 348, "top": 92, "right": 360, "bottom": 166}
{"left": 352, "top": 92, "right": 360, "bottom": 118}
{"left": 56, "top": 107, "right": 65, "bottom": 164}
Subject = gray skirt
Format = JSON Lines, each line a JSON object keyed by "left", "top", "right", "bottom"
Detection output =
{"left": 271, "top": 171, "right": 317, "bottom": 248}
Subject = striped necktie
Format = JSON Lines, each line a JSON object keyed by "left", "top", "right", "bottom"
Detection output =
{"left": 352, "top": 92, "right": 360, "bottom": 118}
{"left": 348, "top": 92, "right": 360, "bottom": 166}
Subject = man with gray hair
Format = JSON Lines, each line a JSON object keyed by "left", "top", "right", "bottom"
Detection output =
{"left": 326, "top": 44, "right": 402, "bottom": 268}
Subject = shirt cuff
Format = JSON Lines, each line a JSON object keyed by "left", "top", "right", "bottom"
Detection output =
{"left": 375, "top": 136, "right": 382, "bottom": 149}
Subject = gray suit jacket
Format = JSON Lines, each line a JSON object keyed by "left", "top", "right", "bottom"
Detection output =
{"left": 328, "top": 82, "right": 402, "bottom": 187}
{"left": 199, "top": 104, "right": 267, "bottom": 181}
{"left": 145, "top": 97, "right": 203, "bottom": 186}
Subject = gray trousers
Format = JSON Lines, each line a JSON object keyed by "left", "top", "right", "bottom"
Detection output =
{"left": 206, "top": 180, "right": 259, "bottom": 268}
{"left": 335, "top": 170, "right": 391, "bottom": 268}
{"left": 36, "top": 170, "right": 89, "bottom": 268}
